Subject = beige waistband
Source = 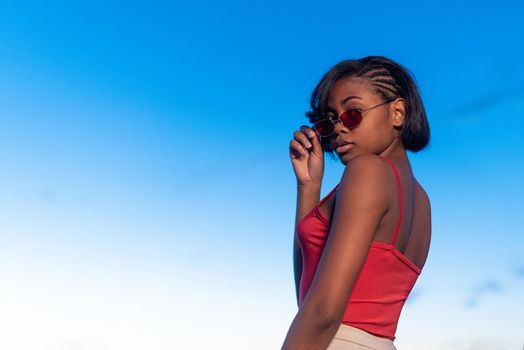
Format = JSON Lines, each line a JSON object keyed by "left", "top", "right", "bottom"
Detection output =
{"left": 327, "top": 323, "right": 397, "bottom": 350}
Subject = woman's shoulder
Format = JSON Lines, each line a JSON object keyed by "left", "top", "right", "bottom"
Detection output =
{"left": 338, "top": 154, "right": 393, "bottom": 206}
{"left": 345, "top": 153, "right": 390, "bottom": 167}
{"left": 342, "top": 153, "right": 393, "bottom": 178}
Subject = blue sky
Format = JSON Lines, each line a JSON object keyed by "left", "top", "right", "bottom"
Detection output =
{"left": 0, "top": 1, "right": 523, "bottom": 349}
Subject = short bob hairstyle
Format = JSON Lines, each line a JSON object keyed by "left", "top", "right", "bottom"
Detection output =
{"left": 305, "top": 56, "right": 430, "bottom": 159}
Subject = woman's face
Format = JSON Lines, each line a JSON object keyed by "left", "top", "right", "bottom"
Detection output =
{"left": 324, "top": 77, "right": 404, "bottom": 164}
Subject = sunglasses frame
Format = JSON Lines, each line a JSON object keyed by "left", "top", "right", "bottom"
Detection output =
{"left": 313, "top": 98, "right": 398, "bottom": 138}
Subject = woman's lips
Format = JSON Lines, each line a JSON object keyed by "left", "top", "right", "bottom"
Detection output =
{"left": 336, "top": 143, "right": 354, "bottom": 154}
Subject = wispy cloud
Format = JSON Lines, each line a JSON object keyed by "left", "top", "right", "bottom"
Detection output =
{"left": 514, "top": 264, "right": 524, "bottom": 279}
{"left": 405, "top": 286, "right": 422, "bottom": 305}
{"left": 40, "top": 189, "right": 58, "bottom": 203}
{"left": 468, "top": 337, "right": 511, "bottom": 350}
{"left": 446, "top": 336, "right": 512, "bottom": 350}
{"left": 464, "top": 279, "right": 503, "bottom": 309}
{"left": 451, "top": 82, "right": 524, "bottom": 119}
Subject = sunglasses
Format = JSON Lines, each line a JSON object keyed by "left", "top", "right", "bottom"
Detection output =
{"left": 313, "top": 98, "right": 397, "bottom": 137}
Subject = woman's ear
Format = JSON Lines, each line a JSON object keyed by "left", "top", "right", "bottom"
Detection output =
{"left": 391, "top": 98, "right": 406, "bottom": 127}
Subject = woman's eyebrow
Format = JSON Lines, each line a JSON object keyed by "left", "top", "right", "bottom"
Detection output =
{"left": 327, "top": 95, "right": 362, "bottom": 110}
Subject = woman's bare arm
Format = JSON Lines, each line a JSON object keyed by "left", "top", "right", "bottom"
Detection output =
{"left": 294, "top": 183, "right": 321, "bottom": 306}
{"left": 283, "top": 154, "right": 390, "bottom": 349}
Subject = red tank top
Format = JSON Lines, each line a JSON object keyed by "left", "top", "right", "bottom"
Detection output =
{"left": 296, "top": 156, "right": 422, "bottom": 341}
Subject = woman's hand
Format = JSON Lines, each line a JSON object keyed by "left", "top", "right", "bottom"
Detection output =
{"left": 289, "top": 125, "right": 324, "bottom": 186}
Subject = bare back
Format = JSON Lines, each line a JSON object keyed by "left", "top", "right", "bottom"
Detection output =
{"left": 317, "top": 158, "right": 432, "bottom": 271}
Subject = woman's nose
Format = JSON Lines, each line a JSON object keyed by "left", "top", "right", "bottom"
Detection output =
{"left": 332, "top": 118, "right": 349, "bottom": 134}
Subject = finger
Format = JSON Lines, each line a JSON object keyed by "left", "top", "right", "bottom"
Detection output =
{"left": 300, "top": 125, "right": 321, "bottom": 150}
{"left": 293, "top": 129, "right": 313, "bottom": 150}
{"left": 290, "top": 139, "right": 308, "bottom": 156}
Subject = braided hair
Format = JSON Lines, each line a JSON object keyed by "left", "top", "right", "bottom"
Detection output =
{"left": 305, "top": 56, "right": 430, "bottom": 158}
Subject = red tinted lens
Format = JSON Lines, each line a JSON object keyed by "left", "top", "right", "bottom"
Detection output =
{"left": 340, "top": 109, "right": 363, "bottom": 129}
{"left": 313, "top": 119, "right": 333, "bottom": 136}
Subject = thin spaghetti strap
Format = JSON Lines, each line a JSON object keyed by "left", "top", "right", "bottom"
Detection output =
{"left": 381, "top": 157, "right": 402, "bottom": 246}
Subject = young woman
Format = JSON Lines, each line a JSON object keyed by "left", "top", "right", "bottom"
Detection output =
{"left": 282, "top": 56, "right": 431, "bottom": 350}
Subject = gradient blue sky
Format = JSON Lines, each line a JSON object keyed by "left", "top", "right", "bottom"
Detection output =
{"left": 0, "top": 1, "right": 523, "bottom": 349}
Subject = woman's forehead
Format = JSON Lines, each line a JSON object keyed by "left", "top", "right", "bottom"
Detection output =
{"left": 328, "top": 78, "right": 377, "bottom": 105}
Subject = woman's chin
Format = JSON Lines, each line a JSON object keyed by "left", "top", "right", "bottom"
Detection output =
{"left": 337, "top": 153, "right": 348, "bottom": 164}
{"left": 337, "top": 150, "right": 357, "bottom": 164}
